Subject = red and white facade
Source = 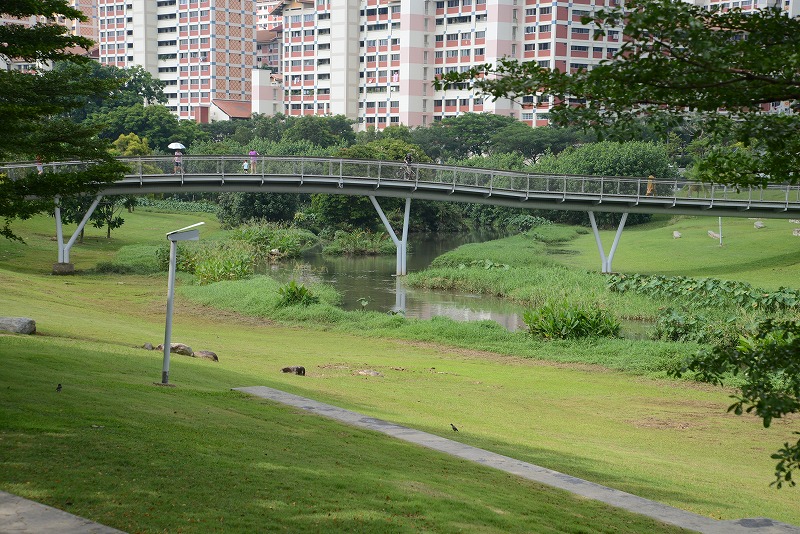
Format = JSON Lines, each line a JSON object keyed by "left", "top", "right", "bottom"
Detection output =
{"left": 95, "top": 0, "right": 257, "bottom": 121}
{"left": 251, "top": 0, "right": 626, "bottom": 129}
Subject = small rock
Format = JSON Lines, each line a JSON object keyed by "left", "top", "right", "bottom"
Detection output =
{"left": 0, "top": 317, "right": 36, "bottom": 335}
{"left": 793, "top": 228, "right": 800, "bottom": 237}
{"left": 753, "top": 220, "right": 765, "bottom": 229}
{"left": 194, "top": 350, "right": 218, "bottom": 362}
{"left": 357, "top": 369, "right": 383, "bottom": 377}
{"left": 672, "top": 231, "right": 681, "bottom": 239}
{"left": 155, "top": 343, "right": 193, "bottom": 356}
{"left": 142, "top": 342, "right": 154, "bottom": 350}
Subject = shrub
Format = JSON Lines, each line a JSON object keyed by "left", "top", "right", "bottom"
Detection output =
{"left": 323, "top": 230, "right": 396, "bottom": 255}
{"left": 523, "top": 300, "right": 620, "bottom": 340}
{"left": 608, "top": 273, "right": 800, "bottom": 313}
{"left": 277, "top": 280, "right": 320, "bottom": 307}
{"left": 228, "top": 220, "right": 317, "bottom": 261}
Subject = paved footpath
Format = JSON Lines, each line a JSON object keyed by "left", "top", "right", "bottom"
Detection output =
{"left": 0, "top": 490, "right": 124, "bottom": 533}
{"left": 235, "top": 385, "right": 800, "bottom": 534}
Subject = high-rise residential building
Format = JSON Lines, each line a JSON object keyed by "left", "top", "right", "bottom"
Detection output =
{"left": 96, "top": 0, "right": 258, "bottom": 122}
{"left": 251, "top": 0, "right": 626, "bottom": 130}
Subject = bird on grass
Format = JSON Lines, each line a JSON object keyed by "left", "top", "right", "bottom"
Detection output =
{"left": 450, "top": 423, "right": 458, "bottom": 432}
{"left": 56, "top": 384, "right": 62, "bottom": 392}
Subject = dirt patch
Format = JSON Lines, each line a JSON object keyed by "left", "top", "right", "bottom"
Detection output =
{"left": 628, "top": 417, "right": 696, "bottom": 430}
{"left": 393, "top": 339, "right": 612, "bottom": 373}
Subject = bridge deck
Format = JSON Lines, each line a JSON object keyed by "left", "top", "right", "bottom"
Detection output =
{"left": 4, "top": 156, "right": 800, "bottom": 219}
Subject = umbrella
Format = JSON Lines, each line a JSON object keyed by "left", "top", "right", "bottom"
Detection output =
{"left": 168, "top": 142, "right": 186, "bottom": 150}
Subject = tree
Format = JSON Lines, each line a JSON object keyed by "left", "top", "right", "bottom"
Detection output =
{"left": 0, "top": 0, "right": 127, "bottom": 240}
{"left": 488, "top": 125, "right": 586, "bottom": 162}
{"left": 435, "top": 0, "right": 800, "bottom": 483}
{"left": 84, "top": 103, "right": 206, "bottom": 150}
{"left": 410, "top": 114, "right": 518, "bottom": 161}
{"left": 437, "top": 0, "right": 800, "bottom": 187}
{"left": 281, "top": 115, "right": 354, "bottom": 148}
{"left": 216, "top": 192, "right": 299, "bottom": 228}
{"left": 531, "top": 141, "right": 677, "bottom": 226}
{"left": 59, "top": 62, "right": 166, "bottom": 122}
{"left": 674, "top": 320, "right": 800, "bottom": 488}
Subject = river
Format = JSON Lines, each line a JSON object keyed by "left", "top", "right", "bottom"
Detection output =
{"left": 263, "top": 231, "right": 527, "bottom": 331}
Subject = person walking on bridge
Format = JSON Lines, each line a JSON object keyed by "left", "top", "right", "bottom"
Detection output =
{"left": 248, "top": 149, "right": 259, "bottom": 174}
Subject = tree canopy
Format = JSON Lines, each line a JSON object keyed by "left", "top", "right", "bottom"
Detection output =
{"left": 437, "top": 0, "right": 800, "bottom": 187}
{"left": 0, "top": 0, "right": 127, "bottom": 240}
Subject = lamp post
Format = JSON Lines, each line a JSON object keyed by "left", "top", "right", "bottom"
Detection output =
{"left": 161, "top": 222, "right": 204, "bottom": 385}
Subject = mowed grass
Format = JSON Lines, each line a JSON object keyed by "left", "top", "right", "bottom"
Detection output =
{"left": 558, "top": 215, "right": 800, "bottom": 289}
{"left": 1, "top": 212, "right": 799, "bottom": 530}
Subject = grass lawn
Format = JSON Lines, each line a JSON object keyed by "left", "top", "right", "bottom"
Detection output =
{"left": 559, "top": 215, "right": 800, "bottom": 289}
{"left": 1, "top": 211, "right": 799, "bottom": 531}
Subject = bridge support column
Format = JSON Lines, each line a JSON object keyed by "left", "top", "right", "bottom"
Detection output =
{"left": 369, "top": 196, "right": 411, "bottom": 275}
{"left": 53, "top": 194, "right": 103, "bottom": 273}
{"left": 588, "top": 211, "right": 628, "bottom": 274}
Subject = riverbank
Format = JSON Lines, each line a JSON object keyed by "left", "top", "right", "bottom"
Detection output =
{"left": 2, "top": 211, "right": 799, "bottom": 528}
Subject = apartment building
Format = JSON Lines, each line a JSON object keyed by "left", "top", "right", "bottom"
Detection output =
{"left": 250, "top": 0, "right": 626, "bottom": 130}
{"left": 96, "top": 0, "right": 257, "bottom": 121}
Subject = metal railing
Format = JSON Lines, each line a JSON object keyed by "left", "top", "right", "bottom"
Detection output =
{"left": 4, "top": 155, "right": 800, "bottom": 216}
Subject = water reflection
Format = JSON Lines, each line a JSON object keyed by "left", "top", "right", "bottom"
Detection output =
{"left": 262, "top": 231, "right": 527, "bottom": 331}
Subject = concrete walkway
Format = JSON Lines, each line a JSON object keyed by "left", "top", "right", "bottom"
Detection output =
{"left": 0, "top": 490, "right": 124, "bottom": 534}
{"left": 235, "top": 385, "right": 800, "bottom": 534}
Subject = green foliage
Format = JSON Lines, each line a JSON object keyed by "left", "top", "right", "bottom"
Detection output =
{"left": 457, "top": 259, "right": 510, "bottom": 271}
{"left": 523, "top": 300, "right": 620, "bottom": 340}
{"left": 217, "top": 192, "right": 299, "bottom": 227}
{"left": 608, "top": 273, "right": 800, "bottom": 313}
{"left": 323, "top": 229, "right": 396, "bottom": 256}
{"left": 674, "top": 319, "right": 800, "bottom": 487}
{"left": 136, "top": 197, "right": 218, "bottom": 213}
{"left": 277, "top": 280, "right": 320, "bottom": 307}
{"left": 650, "top": 308, "right": 742, "bottom": 350}
{"left": 228, "top": 221, "right": 317, "bottom": 260}
{"left": 437, "top": 1, "right": 800, "bottom": 187}
{"left": 505, "top": 213, "right": 553, "bottom": 232}
{"left": 194, "top": 244, "right": 254, "bottom": 286}
{"left": 84, "top": 103, "right": 207, "bottom": 150}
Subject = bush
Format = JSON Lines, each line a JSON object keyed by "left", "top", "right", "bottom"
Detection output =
{"left": 228, "top": 220, "right": 317, "bottom": 261}
{"left": 323, "top": 230, "right": 396, "bottom": 255}
{"left": 651, "top": 307, "right": 750, "bottom": 351}
{"left": 277, "top": 280, "right": 320, "bottom": 307}
{"left": 523, "top": 300, "right": 620, "bottom": 340}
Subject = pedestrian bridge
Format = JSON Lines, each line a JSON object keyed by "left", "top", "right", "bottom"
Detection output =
{"left": 7, "top": 155, "right": 800, "bottom": 273}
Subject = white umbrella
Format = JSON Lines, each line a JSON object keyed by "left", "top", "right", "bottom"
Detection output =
{"left": 168, "top": 142, "right": 185, "bottom": 150}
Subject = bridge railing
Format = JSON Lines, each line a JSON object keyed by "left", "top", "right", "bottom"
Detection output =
{"left": 4, "top": 156, "right": 800, "bottom": 209}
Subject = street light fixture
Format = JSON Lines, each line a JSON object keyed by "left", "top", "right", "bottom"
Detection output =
{"left": 161, "top": 222, "right": 204, "bottom": 385}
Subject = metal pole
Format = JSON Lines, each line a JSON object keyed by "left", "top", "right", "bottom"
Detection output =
{"left": 718, "top": 217, "right": 723, "bottom": 247}
{"left": 54, "top": 196, "right": 64, "bottom": 263}
{"left": 162, "top": 239, "right": 177, "bottom": 384}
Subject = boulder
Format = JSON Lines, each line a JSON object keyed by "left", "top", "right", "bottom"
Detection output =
{"left": 194, "top": 350, "right": 218, "bottom": 362}
{"left": 0, "top": 317, "right": 36, "bottom": 335}
{"left": 281, "top": 366, "right": 305, "bottom": 376}
{"left": 142, "top": 342, "right": 154, "bottom": 350}
{"left": 155, "top": 343, "right": 193, "bottom": 356}
{"left": 672, "top": 231, "right": 681, "bottom": 239}
{"left": 793, "top": 228, "right": 800, "bottom": 237}
{"left": 754, "top": 220, "right": 765, "bottom": 229}
{"left": 357, "top": 369, "right": 383, "bottom": 377}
